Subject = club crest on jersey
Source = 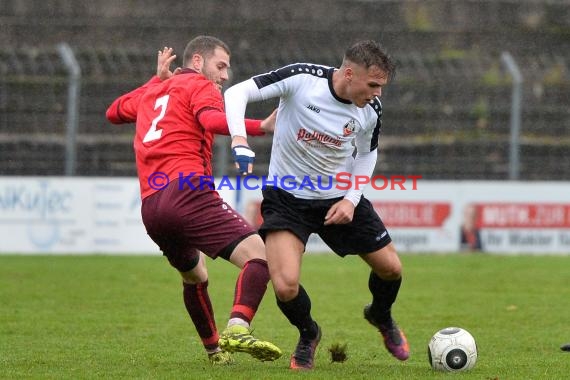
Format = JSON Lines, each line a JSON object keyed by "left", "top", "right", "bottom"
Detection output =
{"left": 343, "top": 119, "right": 356, "bottom": 136}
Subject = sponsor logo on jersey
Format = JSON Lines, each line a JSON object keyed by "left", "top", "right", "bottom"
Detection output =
{"left": 343, "top": 119, "right": 356, "bottom": 136}
{"left": 296, "top": 127, "right": 342, "bottom": 147}
{"left": 306, "top": 104, "right": 321, "bottom": 113}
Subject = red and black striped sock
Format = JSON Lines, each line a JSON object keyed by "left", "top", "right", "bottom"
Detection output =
{"left": 230, "top": 258, "right": 270, "bottom": 323}
{"left": 183, "top": 280, "right": 219, "bottom": 351}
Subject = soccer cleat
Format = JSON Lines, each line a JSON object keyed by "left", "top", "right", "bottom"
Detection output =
{"left": 208, "top": 350, "right": 234, "bottom": 365}
{"left": 290, "top": 324, "right": 322, "bottom": 370}
{"left": 364, "top": 304, "right": 409, "bottom": 361}
{"left": 218, "top": 325, "right": 282, "bottom": 362}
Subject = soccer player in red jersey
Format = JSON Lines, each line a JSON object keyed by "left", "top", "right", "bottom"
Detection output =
{"left": 105, "top": 36, "right": 281, "bottom": 365}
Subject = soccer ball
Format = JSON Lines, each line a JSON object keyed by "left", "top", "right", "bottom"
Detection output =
{"left": 427, "top": 327, "right": 477, "bottom": 372}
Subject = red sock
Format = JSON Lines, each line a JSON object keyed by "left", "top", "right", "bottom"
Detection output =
{"left": 230, "top": 258, "right": 270, "bottom": 323}
{"left": 183, "top": 281, "right": 219, "bottom": 351}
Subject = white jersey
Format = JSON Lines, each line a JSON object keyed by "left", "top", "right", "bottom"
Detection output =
{"left": 227, "top": 63, "right": 383, "bottom": 200}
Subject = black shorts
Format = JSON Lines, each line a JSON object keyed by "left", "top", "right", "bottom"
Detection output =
{"left": 141, "top": 177, "right": 257, "bottom": 271}
{"left": 259, "top": 186, "right": 392, "bottom": 256}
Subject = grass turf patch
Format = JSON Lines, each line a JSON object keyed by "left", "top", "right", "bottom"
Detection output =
{"left": 0, "top": 253, "right": 568, "bottom": 379}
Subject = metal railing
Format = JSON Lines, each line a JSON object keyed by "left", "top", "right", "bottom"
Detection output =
{"left": 0, "top": 46, "right": 568, "bottom": 180}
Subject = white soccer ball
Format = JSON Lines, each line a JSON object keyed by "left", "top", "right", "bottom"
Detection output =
{"left": 427, "top": 327, "right": 477, "bottom": 372}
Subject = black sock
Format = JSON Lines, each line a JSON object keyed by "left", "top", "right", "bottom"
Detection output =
{"left": 276, "top": 284, "right": 318, "bottom": 339}
{"left": 368, "top": 271, "right": 402, "bottom": 324}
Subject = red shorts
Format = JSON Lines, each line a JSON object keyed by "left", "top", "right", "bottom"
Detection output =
{"left": 141, "top": 177, "right": 257, "bottom": 271}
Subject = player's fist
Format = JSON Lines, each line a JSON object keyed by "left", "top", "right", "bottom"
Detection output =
{"left": 232, "top": 145, "right": 255, "bottom": 175}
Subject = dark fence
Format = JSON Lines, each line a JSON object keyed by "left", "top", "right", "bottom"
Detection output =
{"left": 1, "top": 0, "right": 569, "bottom": 179}
{"left": 1, "top": 46, "right": 568, "bottom": 179}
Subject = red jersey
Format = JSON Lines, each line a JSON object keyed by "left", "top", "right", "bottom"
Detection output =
{"left": 106, "top": 69, "right": 264, "bottom": 199}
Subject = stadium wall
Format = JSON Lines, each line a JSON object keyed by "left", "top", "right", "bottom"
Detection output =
{"left": 1, "top": 0, "right": 569, "bottom": 180}
{"left": 1, "top": 177, "right": 569, "bottom": 255}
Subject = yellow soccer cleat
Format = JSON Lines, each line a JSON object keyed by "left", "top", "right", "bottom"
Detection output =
{"left": 219, "top": 325, "right": 282, "bottom": 362}
{"left": 208, "top": 350, "right": 234, "bottom": 365}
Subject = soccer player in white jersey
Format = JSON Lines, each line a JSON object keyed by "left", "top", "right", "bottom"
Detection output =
{"left": 225, "top": 40, "right": 408, "bottom": 370}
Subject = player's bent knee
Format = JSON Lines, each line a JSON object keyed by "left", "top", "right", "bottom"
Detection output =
{"left": 178, "top": 254, "right": 208, "bottom": 284}
{"left": 180, "top": 266, "right": 208, "bottom": 284}
{"left": 368, "top": 257, "right": 402, "bottom": 280}
{"left": 228, "top": 234, "right": 266, "bottom": 267}
{"left": 166, "top": 247, "right": 201, "bottom": 272}
{"left": 273, "top": 281, "right": 299, "bottom": 302}
{"left": 379, "top": 265, "right": 402, "bottom": 280}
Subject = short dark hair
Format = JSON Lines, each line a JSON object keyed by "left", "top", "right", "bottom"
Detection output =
{"left": 183, "top": 35, "right": 230, "bottom": 66}
{"left": 344, "top": 40, "right": 396, "bottom": 80}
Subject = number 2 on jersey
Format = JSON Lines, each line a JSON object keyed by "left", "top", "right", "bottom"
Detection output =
{"left": 143, "top": 95, "right": 170, "bottom": 143}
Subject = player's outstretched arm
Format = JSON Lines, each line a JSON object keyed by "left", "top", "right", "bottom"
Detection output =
{"left": 196, "top": 108, "right": 269, "bottom": 137}
{"left": 225, "top": 79, "right": 264, "bottom": 175}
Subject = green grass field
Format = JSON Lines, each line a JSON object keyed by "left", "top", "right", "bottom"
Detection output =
{"left": 1, "top": 253, "right": 568, "bottom": 379}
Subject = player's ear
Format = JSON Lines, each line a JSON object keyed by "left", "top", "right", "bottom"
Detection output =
{"left": 191, "top": 54, "right": 204, "bottom": 72}
{"left": 345, "top": 66, "right": 353, "bottom": 82}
